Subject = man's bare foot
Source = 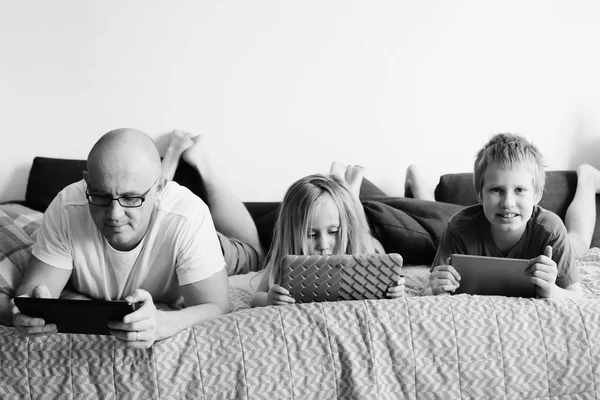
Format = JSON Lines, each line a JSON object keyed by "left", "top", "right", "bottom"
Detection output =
{"left": 405, "top": 164, "right": 435, "bottom": 201}
{"left": 161, "top": 130, "right": 195, "bottom": 181}
{"left": 577, "top": 164, "right": 600, "bottom": 193}
{"left": 182, "top": 134, "right": 213, "bottom": 178}
{"left": 168, "top": 129, "right": 194, "bottom": 156}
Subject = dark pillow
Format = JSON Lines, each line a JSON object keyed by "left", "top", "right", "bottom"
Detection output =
{"left": 363, "top": 198, "right": 464, "bottom": 265}
{"left": 359, "top": 178, "right": 387, "bottom": 197}
{"left": 26, "top": 157, "right": 87, "bottom": 212}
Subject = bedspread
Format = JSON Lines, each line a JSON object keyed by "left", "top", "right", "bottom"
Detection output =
{"left": 2, "top": 256, "right": 600, "bottom": 399}
{"left": 2, "top": 203, "right": 600, "bottom": 399}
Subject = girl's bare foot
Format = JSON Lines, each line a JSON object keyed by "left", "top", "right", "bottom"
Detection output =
{"left": 329, "top": 161, "right": 363, "bottom": 199}
{"left": 161, "top": 130, "right": 195, "bottom": 181}
{"left": 329, "top": 161, "right": 346, "bottom": 181}
{"left": 344, "top": 165, "right": 364, "bottom": 200}
{"left": 405, "top": 164, "right": 435, "bottom": 201}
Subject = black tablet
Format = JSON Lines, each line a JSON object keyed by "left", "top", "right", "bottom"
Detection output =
{"left": 450, "top": 254, "right": 535, "bottom": 298}
{"left": 14, "top": 297, "right": 138, "bottom": 335}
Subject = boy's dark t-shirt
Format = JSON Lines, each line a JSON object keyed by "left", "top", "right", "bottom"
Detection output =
{"left": 432, "top": 204, "right": 579, "bottom": 288}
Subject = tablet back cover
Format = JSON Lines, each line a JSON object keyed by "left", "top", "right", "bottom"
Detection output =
{"left": 280, "top": 253, "right": 402, "bottom": 303}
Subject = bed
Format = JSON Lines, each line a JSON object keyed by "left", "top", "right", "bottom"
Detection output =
{"left": 1, "top": 157, "right": 600, "bottom": 399}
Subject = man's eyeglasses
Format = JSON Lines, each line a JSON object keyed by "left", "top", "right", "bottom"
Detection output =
{"left": 86, "top": 179, "right": 159, "bottom": 208}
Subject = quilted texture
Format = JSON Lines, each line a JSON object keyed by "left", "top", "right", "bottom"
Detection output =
{"left": 280, "top": 254, "right": 403, "bottom": 303}
{"left": 1, "top": 252, "right": 600, "bottom": 399}
{"left": 0, "top": 204, "right": 42, "bottom": 298}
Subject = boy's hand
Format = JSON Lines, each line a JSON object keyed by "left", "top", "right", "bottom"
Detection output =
{"left": 429, "top": 261, "right": 461, "bottom": 295}
{"left": 526, "top": 246, "right": 559, "bottom": 298}
{"left": 387, "top": 276, "right": 406, "bottom": 299}
{"left": 267, "top": 285, "right": 296, "bottom": 306}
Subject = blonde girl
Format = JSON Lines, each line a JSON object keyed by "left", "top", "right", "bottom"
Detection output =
{"left": 251, "top": 173, "right": 404, "bottom": 307}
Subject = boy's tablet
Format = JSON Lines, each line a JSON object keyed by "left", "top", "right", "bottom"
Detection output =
{"left": 14, "top": 297, "right": 138, "bottom": 335}
{"left": 280, "top": 253, "right": 403, "bottom": 303}
{"left": 450, "top": 254, "right": 534, "bottom": 298}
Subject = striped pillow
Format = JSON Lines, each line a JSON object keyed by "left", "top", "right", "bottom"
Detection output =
{"left": 0, "top": 204, "right": 43, "bottom": 297}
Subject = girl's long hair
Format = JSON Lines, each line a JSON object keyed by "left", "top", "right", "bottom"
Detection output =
{"left": 263, "top": 173, "right": 371, "bottom": 287}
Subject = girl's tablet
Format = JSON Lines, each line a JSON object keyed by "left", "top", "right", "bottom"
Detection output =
{"left": 14, "top": 297, "right": 138, "bottom": 335}
{"left": 279, "top": 253, "right": 403, "bottom": 303}
{"left": 450, "top": 254, "right": 534, "bottom": 298}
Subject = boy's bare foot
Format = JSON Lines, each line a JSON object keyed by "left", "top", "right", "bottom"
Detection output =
{"left": 161, "top": 130, "right": 195, "bottom": 181}
{"left": 577, "top": 164, "right": 600, "bottom": 193}
{"left": 405, "top": 164, "right": 435, "bottom": 201}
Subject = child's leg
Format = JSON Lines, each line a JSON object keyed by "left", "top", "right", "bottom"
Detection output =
{"left": 565, "top": 164, "right": 600, "bottom": 258}
{"left": 330, "top": 162, "right": 385, "bottom": 253}
{"left": 181, "top": 134, "right": 264, "bottom": 265}
{"left": 404, "top": 164, "right": 435, "bottom": 201}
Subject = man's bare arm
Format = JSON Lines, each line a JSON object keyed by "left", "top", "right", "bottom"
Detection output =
{"left": 16, "top": 255, "right": 71, "bottom": 299}
{"left": 10, "top": 255, "right": 71, "bottom": 332}
{"left": 108, "top": 267, "right": 230, "bottom": 348}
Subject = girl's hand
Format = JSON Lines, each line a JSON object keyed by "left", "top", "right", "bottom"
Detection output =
{"left": 268, "top": 285, "right": 296, "bottom": 306}
{"left": 387, "top": 276, "right": 406, "bottom": 299}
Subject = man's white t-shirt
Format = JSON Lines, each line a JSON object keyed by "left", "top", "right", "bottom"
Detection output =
{"left": 32, "top": 180, "right": 225, "bottom": 305}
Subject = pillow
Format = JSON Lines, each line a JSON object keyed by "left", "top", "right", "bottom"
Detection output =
{"left": 25, "top": 157, "right": 87, "bottom": 212}
{"left": 0, "top": 204, "right": 43, "bottom": 298}
{"left": 363, "top": 198, "right": 464, "bottom": 265}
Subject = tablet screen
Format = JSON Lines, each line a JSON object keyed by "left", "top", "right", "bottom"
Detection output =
{"left": 14, "top": 297, "right": 137, "bottom": 335}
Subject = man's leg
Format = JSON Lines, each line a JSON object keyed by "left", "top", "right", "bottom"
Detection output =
{"left": 180, "top": 133, "right": 265, "bottom": 270}
{"left": 565, "top": 164, "right": 600, "bottom": 258}
{"left": 161, "top": 130, "right": 264, "bottom": 274}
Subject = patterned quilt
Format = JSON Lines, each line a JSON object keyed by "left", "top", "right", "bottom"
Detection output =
{"left": 2, "top": 205, "right": 600, "bottom": 399}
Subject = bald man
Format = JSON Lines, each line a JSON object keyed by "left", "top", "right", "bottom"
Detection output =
{"left": 11, "top": 128, "right": 229, "bottom": 348}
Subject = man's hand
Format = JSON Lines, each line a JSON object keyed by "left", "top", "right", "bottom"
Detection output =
{"left": 12, "top": 285, "right": 58, "bottom": 335}
{"left": 267, "top": 285, "right": 296, "bottom": 306}
{"left": 526, "top": 246, "right": 560, "bottom": 299}
{"left": 108, "top": 289, "right": 158, "bottom": 349}
{"left": 429, "top": 262, "right": 461, "bottom": 295}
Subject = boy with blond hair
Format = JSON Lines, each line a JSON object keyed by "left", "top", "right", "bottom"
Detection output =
{"left": 428, "top": 133, "right": 582, "bottom": 299}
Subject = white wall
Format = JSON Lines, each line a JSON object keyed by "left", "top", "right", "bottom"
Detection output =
{"left": 2, "top": 0, "right": 600, "bottom": 203}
